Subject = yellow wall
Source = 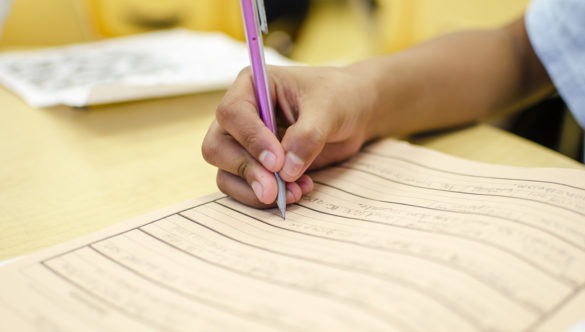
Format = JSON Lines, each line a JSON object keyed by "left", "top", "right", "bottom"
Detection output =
{"left": 376, "top": 0, "right": 529, "bottom": 53}
{"left": 1, "top": 0, "right": 94, "bottom": 46}
{"left": 1, "top": 0, "right": 243, "bottom": 47}
{"left": 1, "top": 0, "right": 529, "bottom": 51}
{"left": 88, "top": 0, "right": 243, "bottom": 39}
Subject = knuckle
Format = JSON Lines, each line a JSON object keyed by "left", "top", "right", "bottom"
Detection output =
{"left": 241, "top": 130, "right": 261, "bottom": 151}
{"left": 215, "top": 101, "right": 236, "bottom": 125}
{"left": 236, "top": 159, "right": 249, "bottom": 179}
{"left": 237, "top": 66, "right": 252, "bottom": 77}
{"left": 297, "top": 126, "right": 327, "bottom": 149}
{"left": 216, "top": 170, "right": 266, "bottom": 209}
{"left": 201, "top": 141, "right": 217, "bottom": 164}
{"left": 201, "top": 131, "right": 221, "bottom": 165}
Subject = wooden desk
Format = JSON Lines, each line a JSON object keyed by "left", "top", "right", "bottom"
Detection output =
{"left": 1, "top": 85, "right": 583, "bottom": 260}
{"left": 0, "top": 88, "right": 220, "bottom": 260}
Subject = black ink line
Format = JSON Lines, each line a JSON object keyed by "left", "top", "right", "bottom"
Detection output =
{"left": 336, "top": 164, "right": 585, "bottom": 217}
{"left": 294, "top": 193, "right": 575, "bottom": 287}
{"left": 362, "top": 150, "right": 585, "bottom": 191}
{"left": 312, "top": 181, "right": 585, "bottom": 253}
{"left": 527, "top": 284, "right": 585, "bottom": 332}
{"left": 39, "top": 197, "right": 226, "bottom": 264}
{"left": 87, "top": 243, "right": 293, "bottom": 332}
{"left": 129, "top": 227, "right": 408, "bottom": 331}
{"left": 194, "top": 202, "right": 542, "bottom": 324}
{"left": 215, "top": 200, "right": 564, "bottom": 311}
{"left": 40, "top": 260, "right": 165, "bottom": 330}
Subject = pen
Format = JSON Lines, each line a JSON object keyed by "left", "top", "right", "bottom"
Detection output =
{"left": 241, "top": 0, "right": 287, "bottom": 219}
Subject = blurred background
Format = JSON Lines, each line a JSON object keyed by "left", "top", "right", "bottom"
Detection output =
{"left": 3, "top": 0, "right": 580, "bottom": 160}
{"left": 0, "top": 0, "right": 528, "bottom": 62}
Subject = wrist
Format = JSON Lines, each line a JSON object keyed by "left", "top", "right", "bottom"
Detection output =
{"left": 346, "top": 57, "right": 401, "bottom": 140}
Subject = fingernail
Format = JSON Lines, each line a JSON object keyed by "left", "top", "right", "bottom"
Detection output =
{"left": 283, "top": 152, "right": 304, "bottom": 179}
{"left": 286, "top": 190, "right": 295, "bottom": 203}
{"left": 259, "top": 150, "right": 277, "bottom": 171}
{"left": 251, "top": 181, "right": 264, "bottom": 201}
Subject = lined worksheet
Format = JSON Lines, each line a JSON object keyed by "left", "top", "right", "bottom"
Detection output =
{"left": 1, "top": 139, "right": 584, "bottom": 332}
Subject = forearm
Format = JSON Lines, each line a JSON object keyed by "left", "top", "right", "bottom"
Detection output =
{"left": 348, "top": 17, "right": 553, "bottom": 138}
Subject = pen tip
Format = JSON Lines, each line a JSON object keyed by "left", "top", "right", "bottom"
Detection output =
{"left": 277, "top": 194, "right": 286, "bottom": 220}
{"left": 275, "top": 173, "right": 286, "bottom": 220}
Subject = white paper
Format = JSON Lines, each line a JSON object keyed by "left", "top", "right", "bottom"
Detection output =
{"left": 0, "top": 29, "right": 297, "bottom": 107}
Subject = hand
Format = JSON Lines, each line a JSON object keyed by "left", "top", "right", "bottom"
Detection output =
{"left": 202, "top": 65, "right": 379, "bottom": 208}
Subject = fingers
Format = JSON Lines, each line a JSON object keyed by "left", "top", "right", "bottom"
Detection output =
{"left": 216, "top": 170, "right": 274, "bottom": 208}
{"left": 203, "top": 121, "right": 278, "bottom": 205}
{"left": 295, "top": 174, "right": 314, "bottom": 197}
{"left": 279, "top": 98, "right": 335, "bottom": 182}
{"left": 216, "top": 69, "right": 285, "bottom": 173}
{"left": 203, "top": 67, "right": 322, "bottom": 208}
{"left": 310, "top": 139, "right": 364, "bottom": 170}
{"left": 215, "top": 170, "right": 314, "bottom": 208}
{"left": 203, "top": 120, "right": 315, "bottom": 206}
{"left": 205, "top": 68, "right": 292, "bottom": 205}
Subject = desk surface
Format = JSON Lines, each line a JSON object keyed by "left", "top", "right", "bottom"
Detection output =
{"left": 1, "top": 85, "right": 583, "bottom": 260}
{"left": 1, "top": 1, "right": 584, "bottom": 261}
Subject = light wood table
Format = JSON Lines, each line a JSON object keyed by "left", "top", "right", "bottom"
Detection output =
{"left": 1, "top": 85, "right": 583, "bottom": 260}
{"left": 0, "top": 88, "right": 221, "bottom": 260}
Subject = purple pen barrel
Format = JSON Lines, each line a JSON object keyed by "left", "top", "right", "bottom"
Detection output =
{"left": 241, "top": 0, "right": 287, "bottom": 219}
{"left": 241, "top": 0, "right": 278, "bottom": 136}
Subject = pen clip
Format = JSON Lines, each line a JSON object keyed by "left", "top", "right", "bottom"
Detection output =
{"left": 256, "top": 0, "right": 268, "bottom": 34}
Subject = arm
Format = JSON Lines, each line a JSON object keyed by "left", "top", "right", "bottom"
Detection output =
{"left": 348, "top": 17, "right": 554, "bottom": 138}
{"left": 202, "top": 16, "right": 553, "bottom": 208}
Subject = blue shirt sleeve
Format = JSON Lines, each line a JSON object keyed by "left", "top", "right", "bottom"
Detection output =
{"left": 526, "top": 0, "right": 585, "bottom": 129}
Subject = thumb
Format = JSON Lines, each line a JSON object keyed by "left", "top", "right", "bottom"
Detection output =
{"left": 279, "top": 102, "right": 334, "bottom": 182}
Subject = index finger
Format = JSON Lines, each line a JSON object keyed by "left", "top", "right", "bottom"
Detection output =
{"left": 216, "top": 68, "right": 285, "bottom": 173}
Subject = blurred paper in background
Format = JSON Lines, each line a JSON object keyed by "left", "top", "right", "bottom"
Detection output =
{"left": 0, "top": 29, "right": 296, "bottom": 107}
